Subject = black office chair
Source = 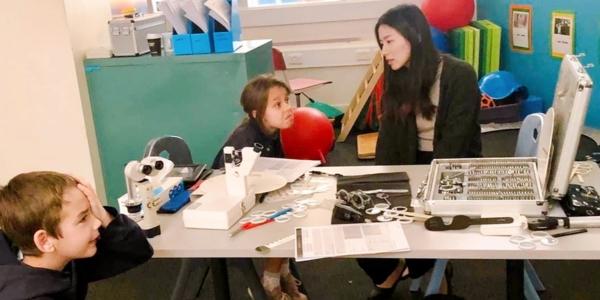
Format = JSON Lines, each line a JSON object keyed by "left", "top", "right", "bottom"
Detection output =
{"left": 144, "top": 136, "right": 194, "bottom": 165}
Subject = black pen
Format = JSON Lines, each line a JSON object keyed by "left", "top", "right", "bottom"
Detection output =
{"left": 309, "top": 170, "right": 341, "bottom": 177}
{"left": 551, "top": 228, "right": 588, "bottom": 238}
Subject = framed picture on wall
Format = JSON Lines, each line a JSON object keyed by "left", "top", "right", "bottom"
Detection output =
{"left": 551, "top": 11, "right": 575, "bottom": 58}
{"left": 509, "top": 4, "right": 532, "bottom": 52}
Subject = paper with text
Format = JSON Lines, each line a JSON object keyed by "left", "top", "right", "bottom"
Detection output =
{"left": 295, "top": 222, "right": 410, "bottom": 262}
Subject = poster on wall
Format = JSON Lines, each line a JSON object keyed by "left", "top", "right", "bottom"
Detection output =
{"left": 551, "top": 11, "right": 575, "bottom": 58}
{"left": 510, "top": 5, "right": 532, "bottom": 52}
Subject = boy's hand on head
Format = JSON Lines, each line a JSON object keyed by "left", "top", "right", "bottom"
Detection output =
{"left": 75, "top": 177, "right": 114, "bottom": 228}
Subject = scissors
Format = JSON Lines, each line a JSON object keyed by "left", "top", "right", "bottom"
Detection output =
{"left": 229, "top": 208, "right": 293, "bottom": 237}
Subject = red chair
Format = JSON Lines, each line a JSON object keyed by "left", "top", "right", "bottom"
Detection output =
{"left": 272, "top": 47, "right": 332, "bottom": 107}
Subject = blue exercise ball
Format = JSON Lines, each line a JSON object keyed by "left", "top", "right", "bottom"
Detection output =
{"left": 430, "top": 27, "right": 450, "bottom": 53}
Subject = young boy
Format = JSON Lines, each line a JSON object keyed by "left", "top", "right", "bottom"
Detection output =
{"left": 0, "top": 171, "right": 153, "bottom": 299}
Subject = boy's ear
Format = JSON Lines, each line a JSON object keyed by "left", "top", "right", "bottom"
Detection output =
{"left": 32, "top": 230, "right": 56, "bottom": 253}
{"left": 251, "top": 110, "right": 257, "bottom": 119}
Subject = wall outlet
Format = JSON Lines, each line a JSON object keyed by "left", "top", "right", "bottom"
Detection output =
{"left": 288, "top": 53, "right": 303, "bottom": 65}
{"left": 355, "top": 49, "right": 373, "bottom": 62}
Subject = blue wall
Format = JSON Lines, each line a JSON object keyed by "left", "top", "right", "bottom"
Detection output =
{"left": 477, "top": 0, "right": 600, "bottom": 128}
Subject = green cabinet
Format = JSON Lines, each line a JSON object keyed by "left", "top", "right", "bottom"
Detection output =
{"left": 85, "top": 40, "right": 273, "bottom": 206}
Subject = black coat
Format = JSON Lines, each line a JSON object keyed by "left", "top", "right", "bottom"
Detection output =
{"left": 375, "top": 55, "right": 482, "bottom": 165}
{"left": 0, "top": 207, "right": 153, "bottom": 300}
{"left": 212, "top": 118, "right": 284, "bottom": 169}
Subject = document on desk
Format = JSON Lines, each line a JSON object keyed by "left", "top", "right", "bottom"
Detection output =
{"left": 295, "top": 222, "right": 410, "bottom": 262}
{"left": 253, "top": 157, "right": 321, "bottom": 182}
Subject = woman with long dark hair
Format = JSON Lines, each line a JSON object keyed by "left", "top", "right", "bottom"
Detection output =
{"left": 358, "top": 4, "right": 481, "bottom": 299}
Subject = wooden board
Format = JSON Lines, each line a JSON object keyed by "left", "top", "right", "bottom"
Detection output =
{"left": 337, "top": 52, "right": 384, "bottom": 142}
{"left": 357, "top": 132, "right": 379, "bottom": 159}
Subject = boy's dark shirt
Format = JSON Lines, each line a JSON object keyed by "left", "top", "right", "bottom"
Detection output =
{"left": 0, "top": 207, "right": 153, "bottom": 300}
{"left": 212, "top": 118, "right": 284, "bottom": 169}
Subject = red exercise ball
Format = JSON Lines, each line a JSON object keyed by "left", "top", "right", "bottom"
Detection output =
{"left": 421, "top": 0, "right": 474, "bottom": 32}
{"left": 280, "top": 107, "right": 334, "bottom": 164}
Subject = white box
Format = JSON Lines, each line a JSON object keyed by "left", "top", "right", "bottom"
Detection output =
{"left": 182, "top": 192, "right": 256, "bottom": 230}
{"left": 109, "top": 13, "right": 166, "bottom": 56}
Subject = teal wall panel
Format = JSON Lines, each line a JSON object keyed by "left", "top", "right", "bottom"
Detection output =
{"left": 477, "top": 0, "right": 599, "bottom": 128}
{"left": 85, "top": 40, "right": 273, "bottom": 206}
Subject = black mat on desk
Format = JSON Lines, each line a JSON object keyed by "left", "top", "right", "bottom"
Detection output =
{"left": 331, "top": 172, "right": 412, "bottom": 224}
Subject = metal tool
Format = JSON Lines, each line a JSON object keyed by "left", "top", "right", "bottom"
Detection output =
{"left": 551, "top": 228, "right": 588, "bottom": 238}
{"left": 528, "top": 216, "right": 600, "bottom": 230}
{"left": 362, "top": 189, "right": 409, "bottom": 194}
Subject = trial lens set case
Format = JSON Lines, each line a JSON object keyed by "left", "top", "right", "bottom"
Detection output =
{"left": 109, "top": 13, "right": 166, "bottom": 57}
{"left": 418, "top": 157, "right": 548, "bottom": 217}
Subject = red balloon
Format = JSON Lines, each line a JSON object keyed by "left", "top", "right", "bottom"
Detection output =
{"left": 421, "top": 0, "right": 474, "bottom": 32}
{"left": 280, "top": 107, "right": 334, "bottom": 164}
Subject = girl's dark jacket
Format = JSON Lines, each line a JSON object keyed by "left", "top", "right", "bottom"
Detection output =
{"left": 376, "top": 54, "right": 482, "bottom": 165}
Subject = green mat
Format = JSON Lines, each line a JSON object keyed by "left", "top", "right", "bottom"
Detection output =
{"left": 306, "top": 99, "right": 344, "bottom": 119}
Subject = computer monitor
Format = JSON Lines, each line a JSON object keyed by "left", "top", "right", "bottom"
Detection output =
{"left": 547, "top": 54, "right": 594, "bottom": 200}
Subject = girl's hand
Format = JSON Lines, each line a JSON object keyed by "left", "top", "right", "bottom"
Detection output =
{"left": 75, "top": 177, "right": 113, "bottom": 228}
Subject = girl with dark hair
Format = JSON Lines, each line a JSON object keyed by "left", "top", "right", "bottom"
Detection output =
{"left": 212, "top": 75, "right": 306, "bottom": 300}
{"left": 212, "top": 75, "right": 294, "bottom": 170}
{"left": 358, "top": 4, "right": 481, "bottom": 299}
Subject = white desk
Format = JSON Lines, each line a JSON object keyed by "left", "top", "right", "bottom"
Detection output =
{"left": 149, "top": 164, "right": 600, "bottom": 300}
{"left": 151, "top": 164, "right": 600, "bottom": 260}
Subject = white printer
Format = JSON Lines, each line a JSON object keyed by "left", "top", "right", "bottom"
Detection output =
{"left": 108, "top": 13, "right": 167, "bottom": 56}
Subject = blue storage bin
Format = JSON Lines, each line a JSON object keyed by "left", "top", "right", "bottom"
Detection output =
{"left": 173, "top": 21, "right": 212, "bottom": 55}
{"left": 172, "top": 34, "right": 193, "bottom": 55}
{"left": 210, "top": 0, "right": 240, "bottom": 53}
{"left": 212, "top": 19, "right": 234, "bottom": 53}
{"left": 172, "top": 0, "right": 240, "bottom": 55}
{"left": 191, "top": 33, "right": 212, "bottom": 54}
